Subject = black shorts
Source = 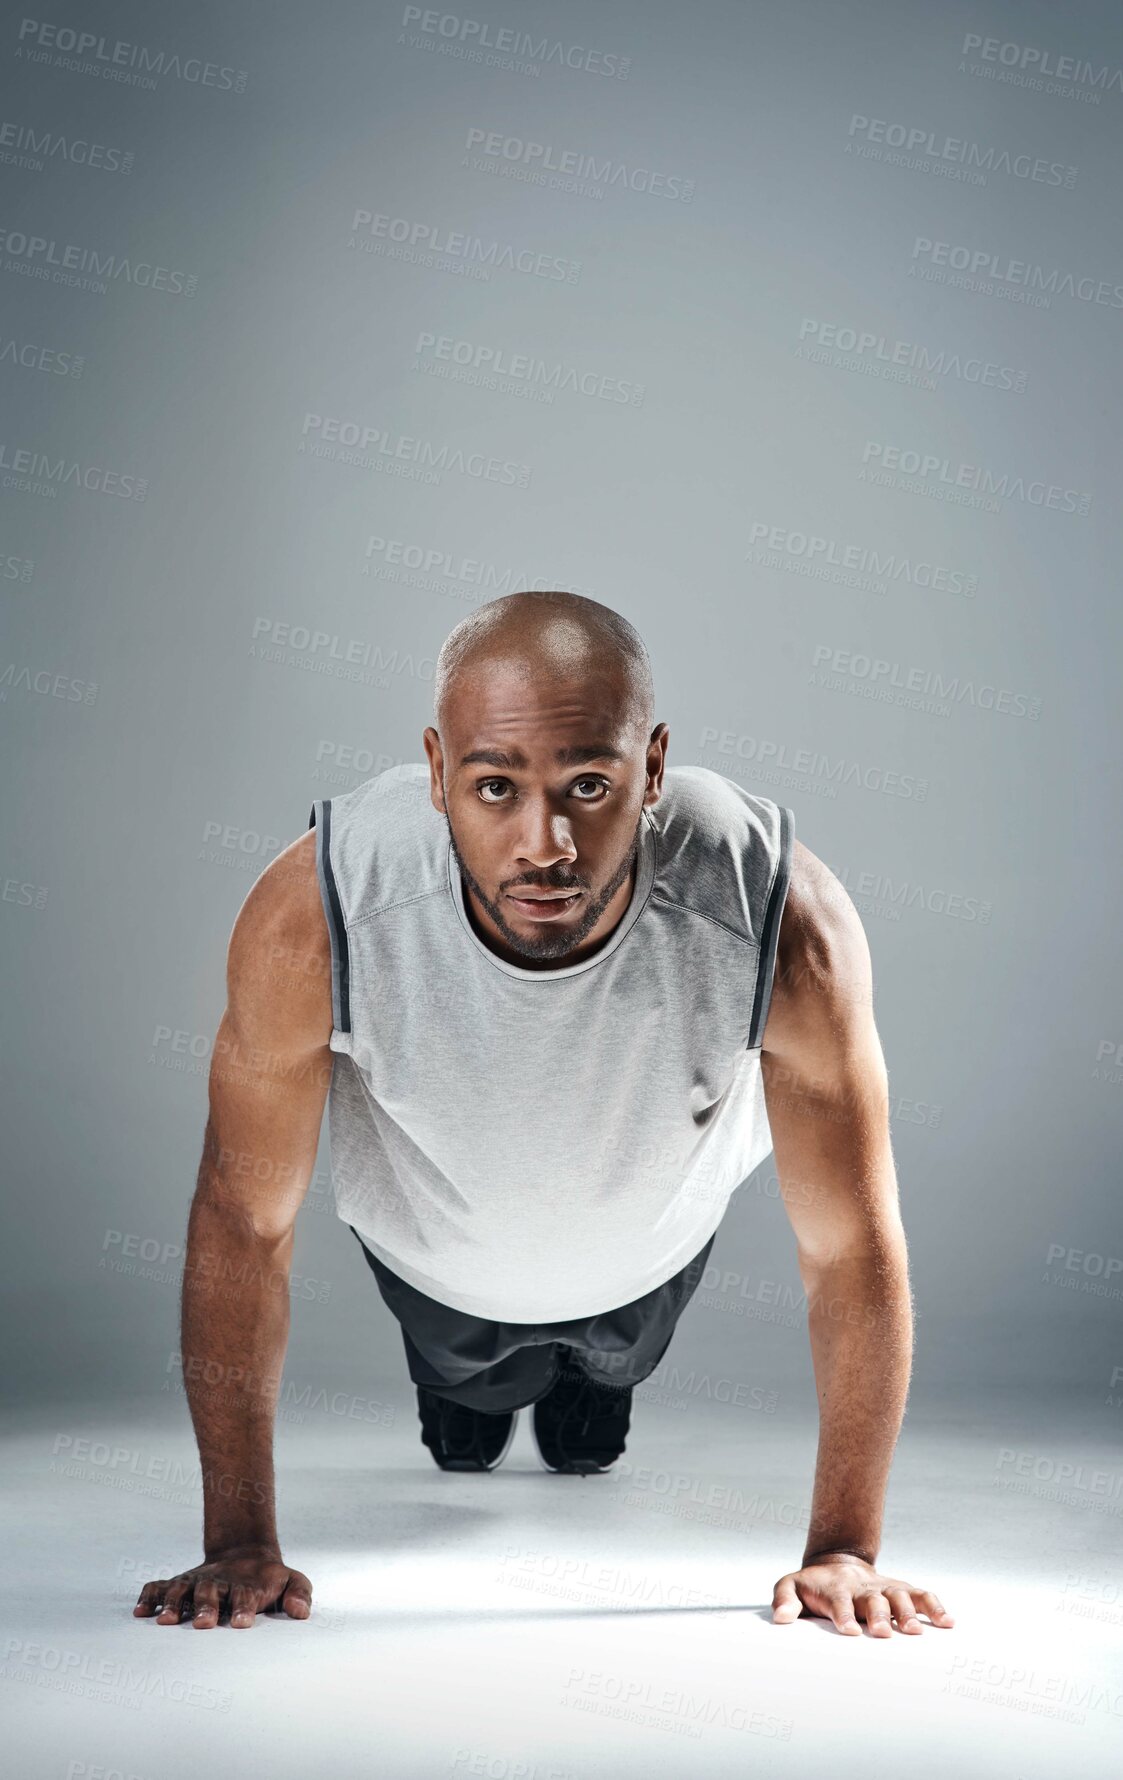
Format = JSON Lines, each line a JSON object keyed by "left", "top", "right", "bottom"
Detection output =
{"left": 349, "top": 1225, "right": 718, "bottom": 1415}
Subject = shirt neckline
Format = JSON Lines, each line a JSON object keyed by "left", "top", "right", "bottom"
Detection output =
{"left": 446, "top": 808, "right": 657, "bottom": 979}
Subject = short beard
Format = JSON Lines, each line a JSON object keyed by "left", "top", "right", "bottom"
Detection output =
{"left": 445, "top": 811, "right": 642, "bottom": 964}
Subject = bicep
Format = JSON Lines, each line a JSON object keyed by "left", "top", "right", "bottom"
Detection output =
{"left": 198, "top": 831, "right": 335, "bottom": 1242}
{"left": 759, "top": 843, "right": 899, "bottom": 1267}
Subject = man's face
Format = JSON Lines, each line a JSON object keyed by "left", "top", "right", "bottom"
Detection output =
{"left": 424, "top": 669, "right": 666, "bottom": 968}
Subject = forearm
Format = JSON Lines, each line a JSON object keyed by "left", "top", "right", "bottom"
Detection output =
{"left": 180, "top": 1192, "right": 293, "bottom": 1558}
{"left": 799, "top": 1243, "right": 913, "bottom": 1565}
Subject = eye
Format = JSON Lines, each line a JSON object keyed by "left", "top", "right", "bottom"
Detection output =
{"left": 476, "top": 775, "right": 612, "bottom": 804}
{"left": 478, "top": 779, "right": 511, "bottom": 803}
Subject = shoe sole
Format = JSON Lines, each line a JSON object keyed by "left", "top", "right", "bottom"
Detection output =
{"left": 435, "top": 1407, "right": 520, "bottom": 1472}
{"left": 529, "top": 1405, "right": 617, "bottom": 1476}
{"left": 490, "top": 1406, "right": 519, "bottom": 1470}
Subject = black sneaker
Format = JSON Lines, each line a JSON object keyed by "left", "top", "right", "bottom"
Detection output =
{"left": 531, "top": 1355, "right": 633, "bottom": 1475}
{"left": 416, "top": 1386, "right": 519, "bottom": 1471}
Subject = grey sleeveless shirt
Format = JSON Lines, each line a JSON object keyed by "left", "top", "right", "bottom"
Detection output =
{"left": 308, "top": 762, "right": 793, "bottom": 1321}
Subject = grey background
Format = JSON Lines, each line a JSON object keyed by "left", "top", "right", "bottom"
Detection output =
{"left": 3, "top": 0, "right": 1121, "bottom": 1434}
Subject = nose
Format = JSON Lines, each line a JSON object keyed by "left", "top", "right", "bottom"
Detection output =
{"left": 512, "top": 798, "right": 578, "bottom": 873}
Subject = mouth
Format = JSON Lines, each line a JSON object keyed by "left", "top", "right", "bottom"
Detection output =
{"left": 506, "top": 889, "right": 584, "bottom": 922}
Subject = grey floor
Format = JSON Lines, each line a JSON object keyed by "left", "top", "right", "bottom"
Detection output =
{"left": 2, "top": 1389, "right": 1120, "bottom": 1779}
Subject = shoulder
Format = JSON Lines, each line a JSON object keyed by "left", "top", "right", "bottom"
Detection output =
{"left": 761, "top": 839, "right": 874, "bottom": 1062}
{"left": 225, "top": 827, "right": 332, "bottom": 1047}
{"left": 654, "top": 766, "right": 788, "bottom": 932}
{"left": 314, "top": 764, "right": 446, "bottom": 919}
{"left": 658, "top": 763, "right": 774, "bottom": 836}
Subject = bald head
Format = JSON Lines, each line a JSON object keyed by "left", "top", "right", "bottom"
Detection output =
{"left": 433, "top": 590, "right": 654, "bottom": 744}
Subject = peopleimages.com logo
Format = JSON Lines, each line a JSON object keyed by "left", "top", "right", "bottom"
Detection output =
{"left": 463, "top": 127, "right": 694, "bottom": 199}
{"left": 910, "top": 237, "right": 1123, "bottom": 308}
{"left": 15, "top": 17, "right": 248, "bottom": 92}
{"left": 810, "top": 643, "right": 1040, "bottom": 720}
{"left": 846, "top": 114, "right": 1077, "bottom": 187}
{"left": 746, "top": 520, "right": 978, "bottom": 598}
{"left": 0, "top": 117, "right": 134, "bottom": 174}
{"left": 0, "top": 224, "right": 197, "bottom": 295}
{"left": 0, "top": 441, "right": 147, "bottom": 500}
{"left": 959, "top": 32, "right": 1123, "bottom": 99}
{"left": 412, "top": 331, "right": 645, "bottom": 405}
{"left": 797, "top": 318, "right": 1026, "bottom": 392}
{"left": 298, "top": 413, "right": 531, "bottom": 488}
{"left": 860, "top": 441, "right": 1092, "bottom": 515}
{"left": 348, "top": 208, "right": 582, "bottom": 283}
{"left": 399, "top": 7, "right": 631, "bottom": 78}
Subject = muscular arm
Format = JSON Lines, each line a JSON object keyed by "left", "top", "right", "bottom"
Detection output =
{"left": 761, "top": 841, "right": 952, "bottom": 1637}
{"left": 136, "top": 827, "right": 334, "bottom": 1629}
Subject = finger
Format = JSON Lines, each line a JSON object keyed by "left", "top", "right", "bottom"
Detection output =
{"left": 155, "top": 1580, "right": 191, "bottom": 1625}
{"left": 190, "top": 1579, "right": 223, "bottom": 1630}
{"left": 913, "top": 1589, "right": 955, "bottom": 1628}
{"left": 133, "top": 1580, "right": 170, "bottom": 1617}
{"left": 857, "top": 1590, "right": 893, "bottom": 1637}
{"left": 771, "top": 1575, "right": 801, "bottom": 1624}
{"left": 822, "top": 1592, "right": 861, "bottom": 1636}
{"left": 885, "top": 1587, "right": 922, "bottom": 1633}
{"left": 229, "top": 1584, "right": 258, "bottom": 1629}
{"left": 281, "top": 1571, "right": 313, "bottom": 1620}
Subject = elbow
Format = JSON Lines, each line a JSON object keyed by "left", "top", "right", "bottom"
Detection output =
{"left": 190, "top": 1182, "right": 296, "bottom": 1253}
{"left": 797, "top": 1224, "right": 910, "bottom": 1292}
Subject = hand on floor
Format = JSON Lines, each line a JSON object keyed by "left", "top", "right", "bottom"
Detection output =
{"left": 771, "top": 1551, "right": 954, "bottom": 1636}
{"left": 133, "top": 1544, "right": 313, "bottom": 1629}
